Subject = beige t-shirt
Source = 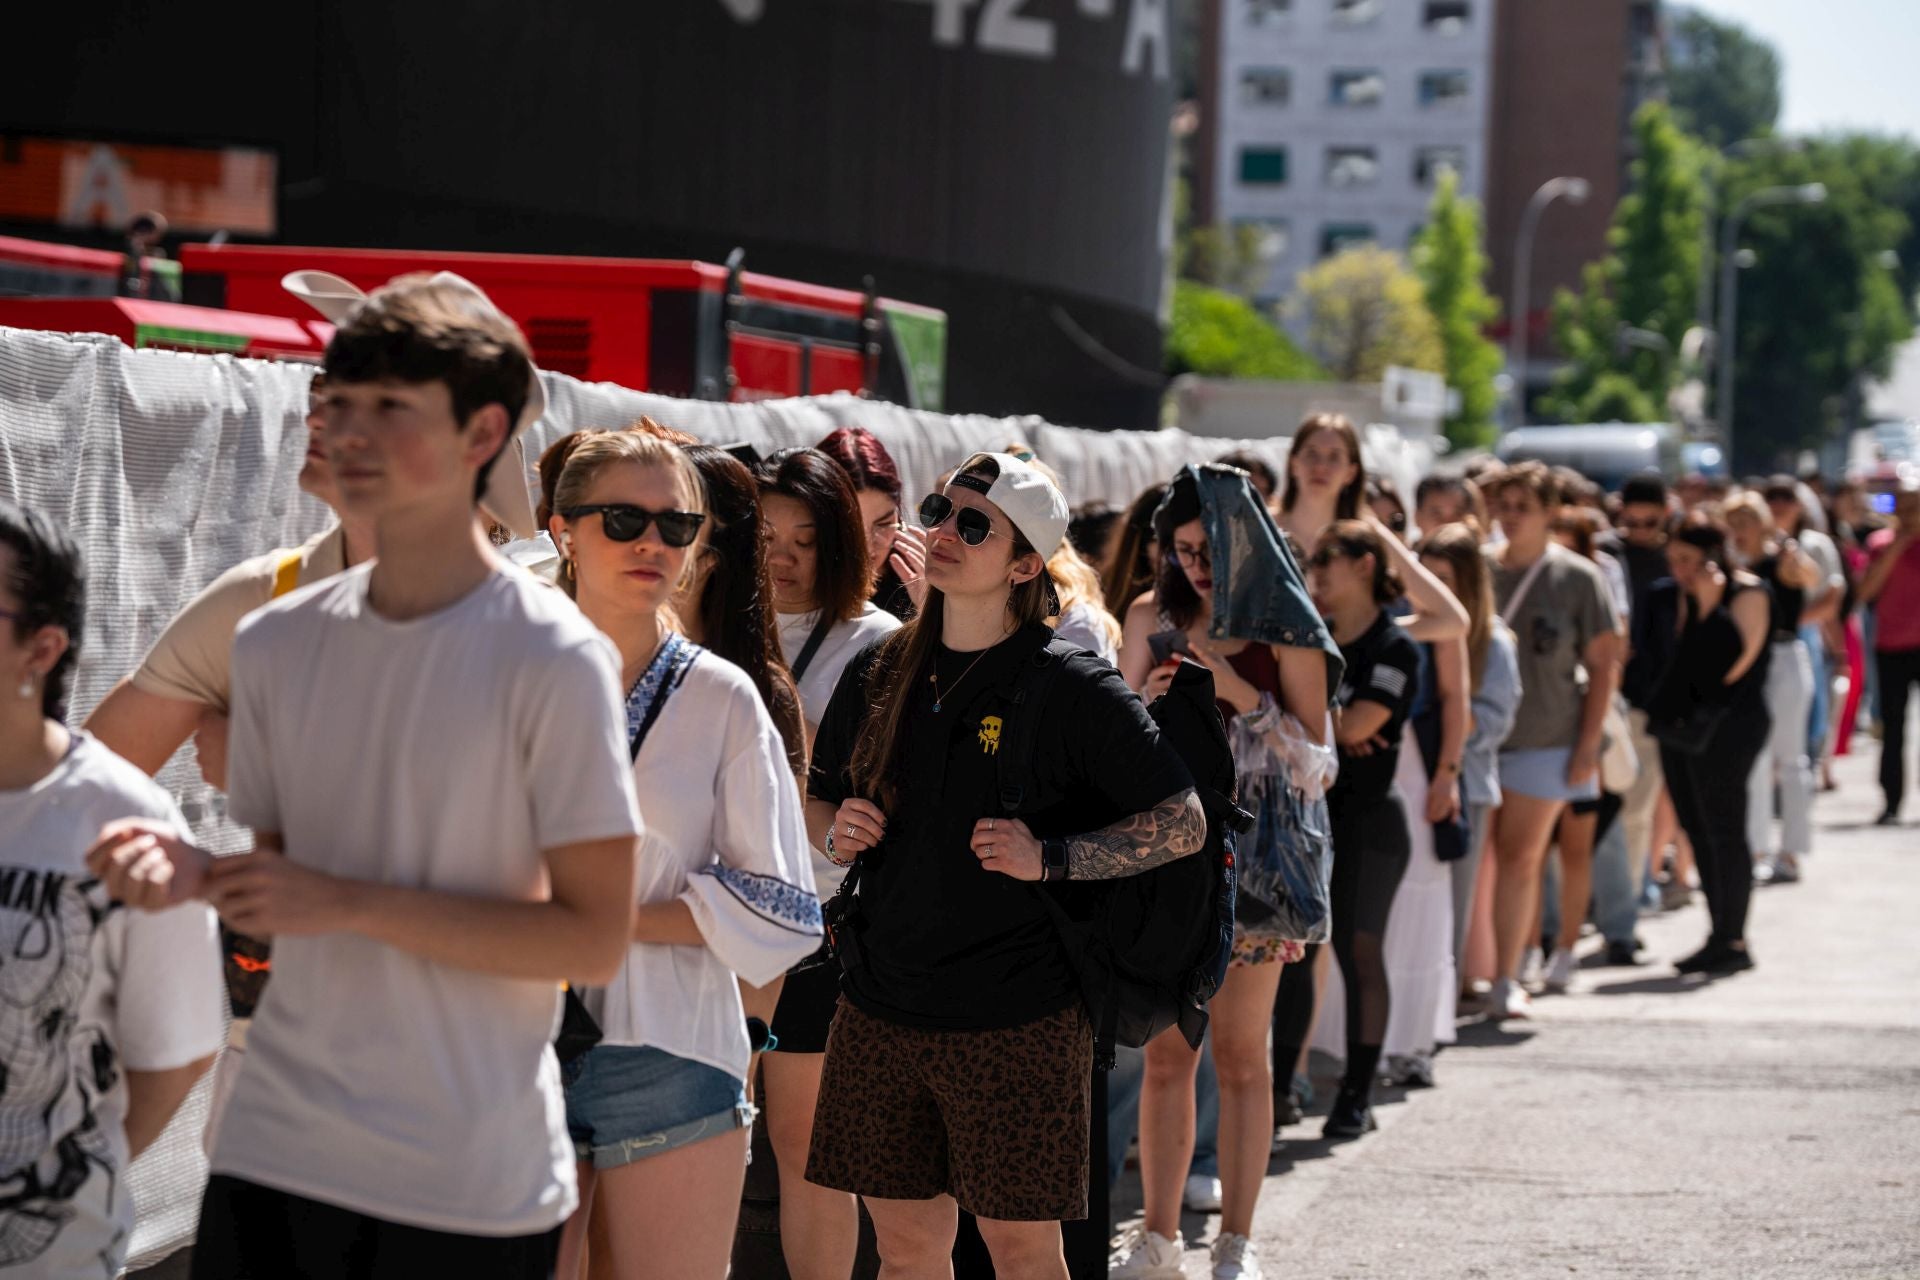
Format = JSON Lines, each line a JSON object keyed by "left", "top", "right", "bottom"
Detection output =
{"left": 131, "top": 527, "right": 348, "bottom": 710}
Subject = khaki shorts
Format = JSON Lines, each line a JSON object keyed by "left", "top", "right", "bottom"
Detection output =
{"left": 805, "top": 999, "right": 1092, "bottom": 1222}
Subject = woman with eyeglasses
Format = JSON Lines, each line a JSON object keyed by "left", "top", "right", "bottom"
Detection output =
{"left": 544, "top": 431, "right": 822, "bottom": 1279}
{"left": 751, "top": 446, "right": 901, "bottom": 1280}
{"left": 1113, "top": 465, "right": 1350, "bottom": 1280}
{"left": 805, "top": 454, "right": 1203, "bottom": 1279}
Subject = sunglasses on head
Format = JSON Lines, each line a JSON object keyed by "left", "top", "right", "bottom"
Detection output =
{"left": 917, "top": 492, "right": 1005, "bottom": 546}
{"left": 1308, "top": 547, "right": 1345, "bottom": 569}
{"left": 561, "top": 504, "right": 706, "bottom": 547}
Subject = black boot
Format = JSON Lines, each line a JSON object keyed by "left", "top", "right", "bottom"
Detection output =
{"left": 1322, "top": 1086, "right": 1377, "bottom": 1140}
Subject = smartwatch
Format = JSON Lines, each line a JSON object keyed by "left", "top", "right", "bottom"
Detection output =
{"left": 1042, "top": 838, "right": 1070, "bottom": 882}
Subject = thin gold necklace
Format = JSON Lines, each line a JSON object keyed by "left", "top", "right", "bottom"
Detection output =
{"left": 930, "top": 647, "right": 995, "bottom": 714}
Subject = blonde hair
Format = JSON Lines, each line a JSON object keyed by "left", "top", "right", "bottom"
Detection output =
{"left": 1048, "top": 541, "right": 1122, "bottom": 648}
{"left": 1723, "top": 491, "right": 1769, "bottom": 528}
{"left": 550, "top": 431, "right": 708, "bottom": 602}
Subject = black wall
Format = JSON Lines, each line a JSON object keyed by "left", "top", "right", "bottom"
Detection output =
{"left": 5, "top": 0, "right": 1177, "bottom": 427}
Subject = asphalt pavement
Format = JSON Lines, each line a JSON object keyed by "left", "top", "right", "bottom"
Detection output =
{"left": 1113, "top": 738, "right": 1920, "bottom": 1279}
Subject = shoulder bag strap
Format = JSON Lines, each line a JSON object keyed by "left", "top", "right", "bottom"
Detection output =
{"left": 790, "top": 615, "right": 835, "bottom": 682}
{"left": 996, "top": 639, "right": 1074, "bottom": 816}
{"left": 625, "top": 634, "right": 700, "bottom": 761}
{"left": 1498, "top": 545, "right": 1556, "bottom": 627}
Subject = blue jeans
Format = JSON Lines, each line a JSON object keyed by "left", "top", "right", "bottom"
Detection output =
{"left": 1589, "top": 809, "right": 1638, "bottom": 947}
{"left": 1801, "top": 624, "right": 1829, "bottom": 760}
{"left": 1104, "top": 1034, "right": 1219, "bottom": 1188}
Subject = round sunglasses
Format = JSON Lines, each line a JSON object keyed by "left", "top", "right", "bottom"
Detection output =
{"left": 561, "top": 504, "right": 706, "bottom": 548}
{"left": 917, "top": 492, "right": 1007, "bottom": 546}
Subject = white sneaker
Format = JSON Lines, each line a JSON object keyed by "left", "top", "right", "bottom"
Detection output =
{"left": 1543, "top": 948, "right": 1576, "bottom": 994}
{"left": 1212, "top": 1232, "right": 1263, "bottom": 1280}
{"left": 1489, "top": 977, "right": 1532, "bottom": 1021}
{"left": 1183, "top": 1172, "right": 1222, "bottom": 1213}
{"left": 1520, "top": 945, "right": 1546, "bottom": 988}
{"left": 1110, "top": 1227, "right": 1184, "bottom": 1279}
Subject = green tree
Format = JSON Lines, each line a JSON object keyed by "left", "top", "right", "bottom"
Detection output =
{"left": 1664, "top": 7, "right": 1783, "bottom": 148}
{"left": 1165, "top": 280, "right": 1324, "bottom": 380}
{"left": 1543, "top": 102, "right": 1708, "bottom": 423}
{"left": 1721, "top": 136, "right": 1919, "bottom": 468}
{"left": 1411, "top": 169, "right": 1503, "bottom": 449}
{"left": 1297, "top": 245, "right": 1443, "bottom": 383}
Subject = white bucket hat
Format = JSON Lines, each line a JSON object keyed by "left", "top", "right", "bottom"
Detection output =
{"left": 281, "top": 269, "right": 545, "bottom": 539}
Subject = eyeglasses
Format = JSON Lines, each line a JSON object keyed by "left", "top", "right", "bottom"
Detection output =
{"left": 1307, "top": 547, "right": 1345, "bottom": 569}
{"left": 918, "top": 492, "right": 1006, "bottom": 546}
{"left": 561, "top": 505, "right": 706, "bottom": 547}
{"left": 1172, "top": 543, "right": 1212, "bottom": 569}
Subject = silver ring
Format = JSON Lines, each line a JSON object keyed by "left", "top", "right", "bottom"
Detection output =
{"left": 983, "top": 843, "right": 993, "bottom": 855}
{"left": 844, "top": 824, "right": 854, "bottom": 837}
{"left": 988, "top": 818, "right": 995, "bottom": 831}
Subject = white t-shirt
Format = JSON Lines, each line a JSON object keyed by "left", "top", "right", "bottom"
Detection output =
{"left": 218, "top": 563, "right": 643, "bottom": 1236}
{"left": 0, "top": 733, "right": 224, "bottom": 1277}
{"left": 777, "top": 605, "right": 900, "bottom": 894}
{"left": 586, "top": 647, "right": 820, "bottom": 1079}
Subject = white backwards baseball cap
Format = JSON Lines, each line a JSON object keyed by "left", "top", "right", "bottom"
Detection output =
{"left": 281, "top": 269, "right": 545, "bottom": 539}
{"left": 947, "top": 451, "right": 1070, "bottom": 560}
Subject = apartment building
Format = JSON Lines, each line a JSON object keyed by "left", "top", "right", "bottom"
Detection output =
{"left": 1194, "top": 0, "right": 1498, "bottom": 309}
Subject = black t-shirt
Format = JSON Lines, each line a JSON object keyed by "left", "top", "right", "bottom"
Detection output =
{"left": 1756, "top": 553, "right": 1804, "bottom": 639}
{"left": 1330, "top": 610, "right": 1422, "bottom": 803}
{"left": 1620, "top": 541, "right": 1678, "bottom": 711}
{"left": 809, "top": 624, "right": 1193, "bottom": 1031}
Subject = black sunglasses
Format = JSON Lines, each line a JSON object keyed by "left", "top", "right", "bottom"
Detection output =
{"left": 917, "top": 492, "right": 1005, "bottom": 546}
{"left": 561, "top": 504, "right": 706, "bottom": 548}
{"left": 1308, "top": 547, "right": 1345, "bottom": 569}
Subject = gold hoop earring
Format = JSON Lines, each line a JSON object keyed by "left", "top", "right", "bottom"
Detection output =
{"left": 563, "top": 559, "right": 576, "bottom": 584}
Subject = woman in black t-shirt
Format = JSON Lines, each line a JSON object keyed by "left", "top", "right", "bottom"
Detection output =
{"left": 804, "top": 453, "right": 1200, "bottom": 1271}
{"left": 1305, "top": 520, "right": 1424, "bottom": 1138}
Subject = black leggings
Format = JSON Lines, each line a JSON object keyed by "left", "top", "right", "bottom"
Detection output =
{"left": 1272, "top": 790, "right": 1411, "bottom": 1100}
{"left": 1661, "top": 702, "right": 1769, "bottom": 946}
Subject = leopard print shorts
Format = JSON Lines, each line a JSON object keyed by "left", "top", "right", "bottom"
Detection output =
{"left": 805, "top": 999, "right": 1092, "bottom": 1222}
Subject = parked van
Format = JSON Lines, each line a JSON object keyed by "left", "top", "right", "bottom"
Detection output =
{"left": 1495, "top": 423, "right": 1683, "bottom": 491}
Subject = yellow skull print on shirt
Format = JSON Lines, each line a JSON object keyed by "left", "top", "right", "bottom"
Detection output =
{"left": 978, "top": 715, "right": 1002, "bottom": 754}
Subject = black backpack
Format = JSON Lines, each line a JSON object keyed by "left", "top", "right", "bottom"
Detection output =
{"left": 997, "top": 640, "right": 1248, "bottom": 1069}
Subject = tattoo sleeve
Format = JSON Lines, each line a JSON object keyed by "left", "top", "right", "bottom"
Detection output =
{"left": 1065, "top": 788, "right": 1207, "bottom": 881}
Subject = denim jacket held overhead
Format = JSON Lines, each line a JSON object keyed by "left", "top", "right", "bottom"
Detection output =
{"left": 1186, "top": 463, "right": 1345, "bottom": 701}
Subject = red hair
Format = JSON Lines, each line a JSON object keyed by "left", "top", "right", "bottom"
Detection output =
{"left": 815, "top": 426, "right": 903, "bottom": 505}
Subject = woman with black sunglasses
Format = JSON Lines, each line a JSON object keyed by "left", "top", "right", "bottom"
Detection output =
{"left": 752, "top": 446, "right": 901, "bottom": 1280}
{"left": 544, "top": 430, "right": 822, "bottom": 1279}
{"left": 804, "top": 454, "right": 1202, "bottom": 1278}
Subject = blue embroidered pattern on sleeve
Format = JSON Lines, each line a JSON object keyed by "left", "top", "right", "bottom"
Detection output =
{"left": 698, "top": 865, "right": 825, "bottom": 935}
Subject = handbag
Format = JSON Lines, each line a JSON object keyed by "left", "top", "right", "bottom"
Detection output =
{"left": 1648, "top": 702, "right": 1727, "bottom": 756}
{"left": 1599, "top": 696, "right": 1640, "bottom": 793}
{"left": 1235, "top": 773, "right": 1333, "bottom": 944}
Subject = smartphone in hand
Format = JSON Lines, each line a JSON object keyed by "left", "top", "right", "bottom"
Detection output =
{"left": 1148, "top": 628, "right": 1192, "bottom": 668}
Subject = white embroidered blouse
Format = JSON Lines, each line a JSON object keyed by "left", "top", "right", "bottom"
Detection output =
{"left": 581, "top": 637, "right": 821, "bottom": 1079}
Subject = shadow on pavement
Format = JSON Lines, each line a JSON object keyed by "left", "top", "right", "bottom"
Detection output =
{"left": 1450, "top": 1018, "right": 1539, "bottom": 1049}
{"left": 1587, "top": 973, "right": 1708, "bottom": 996}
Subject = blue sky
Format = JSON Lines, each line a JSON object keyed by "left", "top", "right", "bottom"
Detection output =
{"left": 1688, "top": 0, "right": 1920, "bottom": 141}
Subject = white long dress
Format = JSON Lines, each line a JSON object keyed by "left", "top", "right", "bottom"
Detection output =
{"left": 1313, "top": 721, "right": 1458, "bottom": 1060}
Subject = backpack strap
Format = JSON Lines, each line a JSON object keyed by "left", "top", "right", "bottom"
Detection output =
{"left": 995, "top": 638, "right": 1077, "bottom": 817}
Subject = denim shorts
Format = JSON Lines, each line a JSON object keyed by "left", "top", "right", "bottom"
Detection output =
{"left": 561, "top": 1044, "right": 752, "bottom": 1170}
{"left": 1498, "top": 746, "right": 1601, "bottom": 804}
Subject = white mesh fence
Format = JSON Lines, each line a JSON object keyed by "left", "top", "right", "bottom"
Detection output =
{"left": 0, "top": 325, "right": 1427, "bottom": 1268}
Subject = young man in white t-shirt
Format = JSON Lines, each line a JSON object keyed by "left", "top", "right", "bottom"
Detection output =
{"left": 90, "top": 274, "right": 643, "bottom": 1279}
{"left": 0, "top": 500, "right": 226, "bottom": 1278}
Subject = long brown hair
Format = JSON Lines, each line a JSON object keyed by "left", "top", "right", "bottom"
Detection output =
{"left": 1281, "top": 413, "right": 1365, "bottom": 520}
{"left": 848, "top": 460, "right": 1053, "bottom": 813}
{"left": 1099, "top": 482, "right": 1167, "bottom": 616}
{"left": 1417, "top": 523, "right": 1495, "bottom": 691}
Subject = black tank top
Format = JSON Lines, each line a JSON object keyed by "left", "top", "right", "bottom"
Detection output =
{"left": 1755, "top": 553, "right": 1803, "bottom": 640}
{"left": 1657, "top": 579, "right": 1770, "bottom": 720}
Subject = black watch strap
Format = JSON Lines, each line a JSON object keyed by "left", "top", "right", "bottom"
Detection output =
{"left": 1042, "top": 838, "right": 1070, "bottom": 882}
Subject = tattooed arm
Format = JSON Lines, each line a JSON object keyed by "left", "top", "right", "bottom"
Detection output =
{"left": 971, "top": 788, "right": 1208, "bottom": 882}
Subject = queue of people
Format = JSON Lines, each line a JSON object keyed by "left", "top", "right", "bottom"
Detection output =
{"left": 0, "top": 268, "right": 1892, "bottom": 1280}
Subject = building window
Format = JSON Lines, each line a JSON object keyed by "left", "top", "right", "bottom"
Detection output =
{"left": 1328, "top": 69, "right": 1385, "bottom": 108}
{"left": 1239, "top": 147, "right": 1289, "bottom": 186}
{"left": 1232, "top": 217, "right": 1292, "bottom": 263}
{"left": 1422, "top": 1, "right": 1470, "bottom": 34}
{"left": 1244, "top": 0, "right": 1293, "bottom": 25}
{"left": 1321, "top": 223, "right": 1377, "bottom": 257}
{"left": 1240, "top": 67, "right": 1292, "bottom": 106}
{"left": 1331, "top": 0, "right": 1382, "bottom": 24}
{"left": 1414, "top": 146, "right": 1465, "bottom": 186}
{"left": 1325, "top": 146, "right": 1379, "bottom": 188}
{"left": 1419, "top": 69, "right": 1471, "bottom": 107}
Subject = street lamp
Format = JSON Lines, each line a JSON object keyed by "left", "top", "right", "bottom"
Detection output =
{"left": 1509, "top": 176, "right": 1591, "bottom": 429}
{"left": 1696, "top": 137, "right": 1805, "bottom": 332}
{"left": 1715, "top": 182, "right": 1828, "bottom": 460}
